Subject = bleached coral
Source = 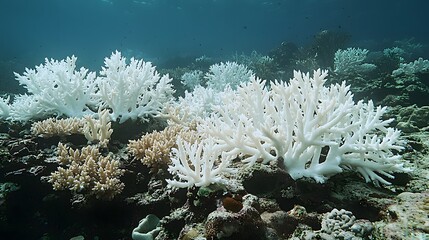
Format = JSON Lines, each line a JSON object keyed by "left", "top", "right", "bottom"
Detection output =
{"left": 162, "top": 86, "right": 222, "bottom": 126}
{"left": 321, "top": 209, "right": 356, "bottom": 235}
{"left": 181, "top": 70, "right": 204, "bottom": 90}
{"left": 97, "top": 51, "right": 175, "bottom": 123}
{"left": 392, "top": 57, "right": 429, "bottom": 76}
{"left": 0, "top": 96, "right": 10, "bottom": 119}
{"left": 205, "top": 61, "right": 254, "bottom": 91}
{"left": 199, "top": 69, "right": 407, "bottom": 185}
{"left": 12, "top": 56, "right": 98, "bottom": 120}
{"left": 9, "top": 51, "right": 175, "bottom": 123}
{"left": 166, "top": 137, "right": 236, "bottom": 188}
{"left": 9, "top": 94, "right": 45, "bottom": 122}
{"left": 49, "top": 143, "right": 124, "bottom": 200}
{"left": 334, "top": 48, "right": 376, "bottom": 75}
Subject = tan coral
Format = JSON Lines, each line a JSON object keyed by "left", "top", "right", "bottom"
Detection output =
{"left": 82, "top": 109, "right": 113, "bottom": 147}
{"left": 49, "top": 143, "right": 124, "bottom": 200}
{"left": 127, "top": 125, "right": 199, "bottom": 171}
{"left": 31, "top": 117, "right": 84, "bottom": 137}
{"left": 31, "top": 109, "right": 113, "bottom": 147}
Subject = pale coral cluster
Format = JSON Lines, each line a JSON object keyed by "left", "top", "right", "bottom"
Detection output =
{"left": 31, "top": 109, "right": 113, "bottom": 146}
{"left": 49, "top": 143, "right": 124, "bottom": 200}
{"left": 3, "top": 51, "right": 174, "bottom": 123}
{"left": 82, "top": 109, "right": 113, "bottom": 147}
{"left": 166, "top": 136, "right": 237, "bottom": 188}
{"left": 392, "top": 57, "right": 429, "bottom": 76}
{"left": 197, "top": 69, "right": 407, "bottom": 185}
{"left": 334, "top": 47, "right": 376, "bottom": 76}
{"left": 205, "top": 61, "right": 254, "bottom": 90}
{"left": 127, "top": 125, "right": 198, "bottom": 171}
{"left": 0, "top": 96, "right": 10, "bottom": 118}
{"left": 31, "top": 117, "right": 84, "bottom": 137}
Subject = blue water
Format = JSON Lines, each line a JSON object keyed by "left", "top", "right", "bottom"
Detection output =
{"left": 0, "top": 0, "right": 428, "bottom": 91}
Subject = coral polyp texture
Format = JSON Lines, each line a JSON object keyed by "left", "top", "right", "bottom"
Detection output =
{"left": 31, "top": 109, "right": 113, "bottom": 146}
{"left": 49, "top": 143, "right": 124, "bottom": 200}
{"left": 198, "top": 69, "right": 408, "bottom": 185}
{"left": 127, "top": 125, "right": 199, "bottom": 171}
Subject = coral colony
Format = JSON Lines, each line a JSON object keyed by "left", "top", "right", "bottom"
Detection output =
{"left": 0, "top": 50, "right": 409, "bottom": 192}
{"left": 0, "top": 49, "right": 420, "bottom": 238}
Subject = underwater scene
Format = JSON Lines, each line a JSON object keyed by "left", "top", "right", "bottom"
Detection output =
{"left": 0, "top": 0, "right": 429, "bottom": 239}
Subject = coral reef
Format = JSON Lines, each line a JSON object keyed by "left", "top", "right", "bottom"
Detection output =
{"left": 0, "top": 41, "right": 427, "bottom": 239}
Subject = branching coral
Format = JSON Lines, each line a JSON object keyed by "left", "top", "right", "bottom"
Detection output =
{"left": 198, "top": 69, "right": 408, "bottom": 185}
{"left": 31, "top": 117, "right": 84, "bottom": 137}
{"left": 82, "top": 109, "right": 113, "bottom": 146}
{"left": 166, "top": 137, "right": 236, "bottom": 188}
{"left": 8, "top": 51, "right": 175, "bottom": 123}
{"left": 392, "top": 57, "right": 429, "bottom": 76}
{"left": 127, "top": 125, "right": 198, "bottom": 172}
{"left": 31, "top": 109, "right": 113, "bottom": 146}
{"left": 204, "top": 61, "right": 254, "bottom": 91}
{"left": 12, "top": 56, "right": 98, "bottom": 120}
{"left": 334, "top": 48, "right": 376, "bottom": 76}
{"left": 0, "top": 96, "right": 10, "bottom": 119}
{"left": 97, "top": 51, "right": 175, "bottom": 123}
{"left": 49, "top": 143, "right": 124, "bottom": 200}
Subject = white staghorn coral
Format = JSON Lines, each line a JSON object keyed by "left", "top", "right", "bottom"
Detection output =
{"left": 198, "top": 69, "right": 408, "bottom": 185}
{"left": 97, "top": 51, "right": 175, "bottom": 123}
{"left": 392, "top": 57, "right": 429, "bottom": 76}
{"left": 334, "top": 48, "right": 376, "bottom": 75}
{"left": 12, "top": 56, "right": 98, "bottom": 120}
{"left": 0, "top": 96, "right": 10, "bottom": 119}
{"left": 8, "top": 51, "right": 175, "bottom": 123}
{"left": 181, "top": 70, "right": 204, "bottom": 90}
{"left": 205, "top": 61, "right": 254, "bottom": 91}
{"left": 166, "top": 137, "right": 236, "bottom": 188}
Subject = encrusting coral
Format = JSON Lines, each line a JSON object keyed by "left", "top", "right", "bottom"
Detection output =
{"left": 49, "top": 142, "right": 124, "bottom": 200}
